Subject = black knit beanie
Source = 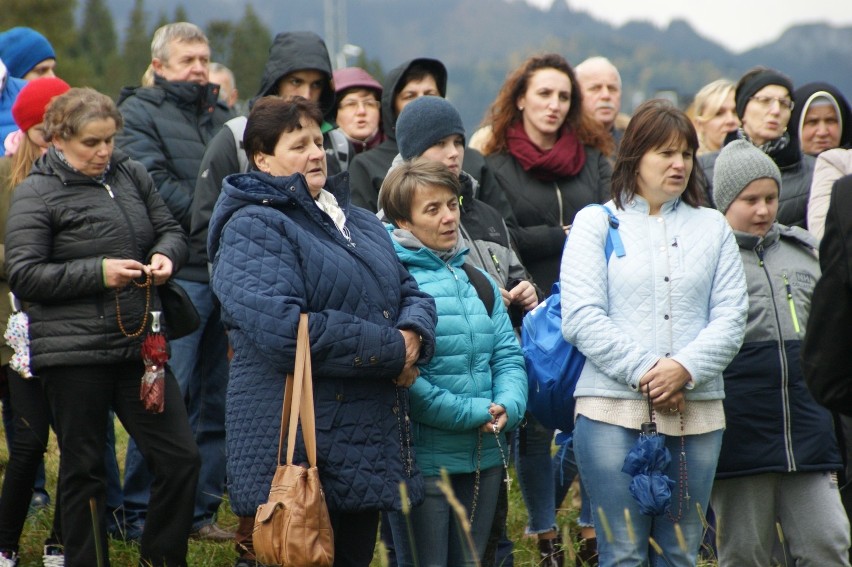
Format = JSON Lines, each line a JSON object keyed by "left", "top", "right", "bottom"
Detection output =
{"left": 396, "top": 96, "right": 466, "bottom": 160}
{"left": 735, "top": 69, "right": 794, "bottom": 119}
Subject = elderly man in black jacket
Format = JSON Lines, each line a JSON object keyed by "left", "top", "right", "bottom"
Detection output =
{"left": 116, "top": 21, "right": 233, "bottom": 543}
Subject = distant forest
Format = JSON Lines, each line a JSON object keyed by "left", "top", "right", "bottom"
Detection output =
{"left": 4, "top": 0, "right": 850, "bottom": 131}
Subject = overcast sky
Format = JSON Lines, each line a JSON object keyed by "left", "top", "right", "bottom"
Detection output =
{"left": 525, "top": 0, "right": 852, "bottom": 53}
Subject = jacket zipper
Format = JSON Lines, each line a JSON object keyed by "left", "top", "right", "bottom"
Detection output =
{"left": 757, "top": 245, "right": 796, "bottom": 471}
{"left": 554, "top": 183, "right": 564, "bottom": 227}
{"left": 459, "top": 223, "right": 489, "bottom": 272}
{"left": 486, "top": 246, "right": 504, "bottom": 278}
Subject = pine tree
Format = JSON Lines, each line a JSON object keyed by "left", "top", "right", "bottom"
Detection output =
{"left": 74, "top": 0, "right": 121, "bottom": 95}
{"left": 206, "top": 21, "right": 234, "bottom": 65}
{"left": 121, "top": 0, "right": 152, "bottom": 88}
{"left": 173, "top": 5, "right": 189, "bottom": 23}
{"left": 0, "top": 0, "right": 78, "bottom": 53}
{"left": 228, "top": 4, "right": 272, "bottom": 99}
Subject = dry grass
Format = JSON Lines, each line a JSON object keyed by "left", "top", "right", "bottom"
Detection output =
{"left": 3, "top": 420, "right": 717, "bottom": 566}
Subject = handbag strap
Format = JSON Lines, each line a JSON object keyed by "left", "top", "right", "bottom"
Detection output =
{"left": 276, "top": 313, "right": 318, "bottom": 466}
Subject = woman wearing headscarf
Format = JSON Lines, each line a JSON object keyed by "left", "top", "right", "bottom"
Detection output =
{"left": 790, "top": 81, "right": 852, "bottom": 157}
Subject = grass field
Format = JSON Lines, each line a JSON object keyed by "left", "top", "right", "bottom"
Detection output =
{"left": 4, "top": 419, "right": 716, "bottom": 566}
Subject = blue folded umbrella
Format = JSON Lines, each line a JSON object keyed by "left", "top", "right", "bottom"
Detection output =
{"left": 622, "top": 430, "right": 675, "bottom": 516}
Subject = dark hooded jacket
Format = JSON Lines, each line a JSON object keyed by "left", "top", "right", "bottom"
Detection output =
{"left": 348, "top": 58, "right": 447, "bottom": 212}
{"left": 207, "top": 169, "right": 437, "bottom": 514}
{"left": 190, "top": 31, "right": 340, "bottom": 265}
{"left": 790, "top": 82, "right": 852, "bottom": 155}
{"left": 116, "top": 75, "right": 231, "bottom": 282}
{"left": 5, "top": 147, "right": 187, "bottom": 370}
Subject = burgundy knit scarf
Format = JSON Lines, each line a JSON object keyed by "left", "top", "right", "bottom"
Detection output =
{"left": 506, "top": 121, "right": 586, "bottom": 182}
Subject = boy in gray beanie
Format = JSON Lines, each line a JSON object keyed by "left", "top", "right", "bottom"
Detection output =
{"left": 712, "top": 139, "right": 782, "bottom": 216}
{"left": 710, "top": 140, "right": 850, "bottom": 566}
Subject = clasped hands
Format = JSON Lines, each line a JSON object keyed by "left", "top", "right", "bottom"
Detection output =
{"left": 393, "top": 329, "right": 421, "bottom": 388}
{"left": 103, "top": 253, "right": 173, "bottom": 289}
{"left": 639, "top": 358, "right": 691, "bottom": 415}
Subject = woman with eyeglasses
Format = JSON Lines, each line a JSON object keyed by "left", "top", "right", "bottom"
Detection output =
{"left": 332, "top": 67, "right": 385, "bottom": 156}
{"left": 699, "top": 67, "right": 816, "bottom": 228}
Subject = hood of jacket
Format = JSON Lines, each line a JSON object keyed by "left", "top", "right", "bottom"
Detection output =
{"left": 208, "top": 169, "right": 349, "bottom": 261}
{"left": 252, "top": 31, "right": 334, "bottom": 115}
{"left": 381, "top": 58, "right": 447, "bottom": 141}
{"left": 118, "top": 74, "right": 220, "bottom": 113}
{"left": 733, "top": 222, "right": 818, "bottom": 253}
{"left": 790, "top": 81, "right": 852, "bottom": 150}
{"left": 385, "top": 223, "right": 467, "bottom": 271}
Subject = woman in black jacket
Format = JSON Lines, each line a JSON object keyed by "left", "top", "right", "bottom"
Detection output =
{"left": 479, "top": 53, "right": 613, "bottom": 565}
{"left": 5, "top": 88, "right": 199, "bottom": 567}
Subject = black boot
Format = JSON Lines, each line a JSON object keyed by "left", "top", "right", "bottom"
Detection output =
{"left": 575, "top": 537, "right": 598, "bottom": 567}
{"left": 538, "top": 535, "right": 564, "bottom": 567}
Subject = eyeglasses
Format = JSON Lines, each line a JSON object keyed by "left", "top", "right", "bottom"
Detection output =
{"left": 749, "top": 95, "right": 794, "bottom": 111}
{"left": 338, "top": 99, "right": 380, "bottom": 111}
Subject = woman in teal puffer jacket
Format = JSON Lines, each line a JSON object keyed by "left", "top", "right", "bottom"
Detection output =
{"left": 380, "top": 159, "right": 527, "bottom": 567}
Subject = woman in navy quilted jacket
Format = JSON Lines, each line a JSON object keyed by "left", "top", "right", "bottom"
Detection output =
{"left": 379, "top": 159, "right": 527, "bottom": 567}
{"left": 207, "top": 97, "right": 437, "bottom": 567}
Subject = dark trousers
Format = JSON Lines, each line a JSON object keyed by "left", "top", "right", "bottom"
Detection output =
{"left": 42, "top": 361, "right": 199, "bottom": 567}
{"left": 0, "top": 368, "right": 61, "bottom": 552}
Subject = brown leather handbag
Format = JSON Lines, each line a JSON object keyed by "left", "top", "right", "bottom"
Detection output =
{"left": 253, "top": 314, "right": 334, "bottom": 567}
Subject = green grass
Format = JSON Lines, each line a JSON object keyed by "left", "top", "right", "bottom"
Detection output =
{"left": 3, "top": 419, "right": 717, "bottom": 566}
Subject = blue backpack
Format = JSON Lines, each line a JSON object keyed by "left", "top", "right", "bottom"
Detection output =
{"left": 521, "top": 204, "right": 625, "bottom": 433}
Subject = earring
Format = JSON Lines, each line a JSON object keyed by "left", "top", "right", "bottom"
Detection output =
{"left": 518, "top": 106, "right": 524, "bottom": 112}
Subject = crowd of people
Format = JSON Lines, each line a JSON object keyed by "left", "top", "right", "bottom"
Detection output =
{"left": 0, "top": 18, "right": 850, "bottom": 567}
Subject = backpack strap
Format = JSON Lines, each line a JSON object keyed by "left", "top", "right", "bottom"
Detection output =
{"left": 584, "top": 204, "right": 626, "bottom": 259}
{"left": 327, "top": 128, "right": 351, "bottom": 172}
{"left": 461, "top": 263, "right": 496, "bottom": 316}
{"left": 224, "top": 116, "right": 250, "bottom": 174}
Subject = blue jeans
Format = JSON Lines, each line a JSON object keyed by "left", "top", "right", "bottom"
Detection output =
{"left": 553, "top": 435, "right": 593, "bottom": 527}
{"left": 574, "top": 415, "right": 722, "bottom": 567}
{"left": 388, "top": 467, "right": 503, "bottom": 567}
{"left": 122, "top": 279, "right": 228, "bottom": 532}
{"left": 514, "top": 413, "right": 557, "bottom": 534}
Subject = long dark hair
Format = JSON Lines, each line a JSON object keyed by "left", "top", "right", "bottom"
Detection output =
{"left": 611, "top": 99, "right": 705, "bottom": 210}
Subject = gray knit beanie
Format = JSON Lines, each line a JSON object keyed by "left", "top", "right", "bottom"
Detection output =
{"left": 713, "top": 139, "right": 782, "bottom": 213}
{"left": 396, "top": 96, "right": 465, "bottom": 160}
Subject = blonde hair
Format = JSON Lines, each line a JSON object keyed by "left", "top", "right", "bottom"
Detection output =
{"left": 8, "top": 134, "right": 43, "bottom": 189}
{"left": 692, "top": 79, "right": 736, "bottom": 153}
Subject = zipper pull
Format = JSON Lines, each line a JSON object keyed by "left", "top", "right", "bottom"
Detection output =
{"left": 756, "top": 244, "right": 764, "bottom": 267}
{"left": 448, "top": 264, "right": 458, "bottom": 279}
{"left": 104, "top": 183, "right": 114, "bottom": 199}
{"left": 782, "top": 273, "right": 800, "bottom": 333}
{"left": 486, "top": 247, "right": 503, "bottom": 275}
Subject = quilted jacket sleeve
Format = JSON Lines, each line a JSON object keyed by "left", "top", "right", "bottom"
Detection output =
{"left": 561, "top": 207, "right": 660, "bottom": 388}
{"left": 7, "top": 181, "right": 105, "bottom": 302}
{"left": 212, "top": 211, "right": 410, "bottom": 378}
{"left": 409, "top": 379, "right": 494, "bottom": 432}
{"left": 409, "top": 277, "right": 526, "bottom": 432}
{"left": 486, "top": 281, "right": 528, "bottom": 430}
{"left": 117, "top": 99, "right": 193, "bottom": 229}
{"left": 668, "top": 220, "right": 747, "bottom": 385}
{"left": 394, "top": 261, "right": 437, "bottom": 364}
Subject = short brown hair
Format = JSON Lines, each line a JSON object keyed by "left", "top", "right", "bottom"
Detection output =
{"left": 611, "top": 99, "right": 706, "bottom": 210}
{"left": 379, "top": 159, "right": 461, "bottom": 226}
{"left": 42, "top": 88, "right": 123, "bottom": 142}
{"left": 243, "top": 97, "right": 324, "bottom": 170}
